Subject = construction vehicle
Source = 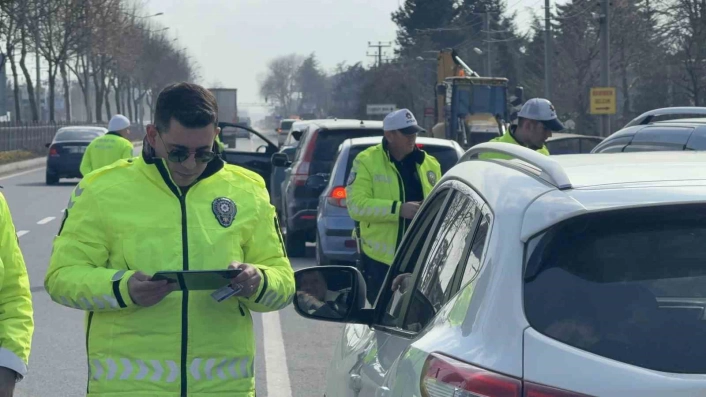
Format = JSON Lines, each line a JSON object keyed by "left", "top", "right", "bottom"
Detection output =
{"left": 430, "top": 49, "right": 524, "bottom": 149}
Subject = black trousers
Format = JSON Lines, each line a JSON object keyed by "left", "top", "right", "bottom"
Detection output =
{"left": 360, "top": 253, "right": 390, "bottom": 304}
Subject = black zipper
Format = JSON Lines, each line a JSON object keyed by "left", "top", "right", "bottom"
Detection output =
{"left": 85, "top": 312, "right": 94, "bottom": 394}
{"left": 386, "top": 152, "right": 406, "bottom": 250}
{"left": 255, "top": 270, "right": 269, "bottom": 303}
{"left": 154, "top": 161, "right": 190, "bottom": 396}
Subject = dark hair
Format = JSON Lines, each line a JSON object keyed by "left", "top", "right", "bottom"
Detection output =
{"left": 154, "top": 82, "right": 218, "bottom": 133}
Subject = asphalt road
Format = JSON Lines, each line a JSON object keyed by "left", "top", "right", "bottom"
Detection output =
{"left": 9, "top": 134, "right": 343, "bottom": 397}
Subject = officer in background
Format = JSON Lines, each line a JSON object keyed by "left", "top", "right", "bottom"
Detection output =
{"left": 80, "top": 114, "right": 134, "bottom": 177}
{"left": 347, "top": 109, "right": 441, "bottom": 303}
{"left": 0, "top": 193, "right": 33, "bottom": 397}
{"left": 480, "top": 98, "right": 564, "bottom": 159}
{"left": 45, "top": 82, "right": 294, "bottom": 396}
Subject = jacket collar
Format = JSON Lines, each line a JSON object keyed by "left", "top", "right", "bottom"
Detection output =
{"left": 382, "top": 138, "right": 425, "bottom": 165}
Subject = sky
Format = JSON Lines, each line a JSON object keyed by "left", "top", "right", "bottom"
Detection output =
{"left": 141, "top": 0, "right": 546, "bottom": 119}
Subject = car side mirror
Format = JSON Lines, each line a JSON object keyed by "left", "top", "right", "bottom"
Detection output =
{"left": 271, "top": 152, "right": 291, "bottom": 167}
{"left": 45, "top": 143, "right": 50, "bottom": 148}
{"left": 293, "top": 266, "right": 369, "bottom": 324}
{"left": 305, "top": 174, "right": 327, "bottom": 191}
{"left": 292, "top": 130, "right": 303, "bottom": 141}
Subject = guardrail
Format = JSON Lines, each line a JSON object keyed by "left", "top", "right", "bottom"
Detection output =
{"left": 0, "top": 122, "right": 146, "bottom": 154}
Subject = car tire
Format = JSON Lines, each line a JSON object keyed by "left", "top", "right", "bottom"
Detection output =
{"left": 285, "top": 230, "right": 306, "bottom": 258}
{"left": 45, "top": 170, "right": 59, "bottom": 185}
{"left": 315, "top": 234, "right": 330, "bottom": 266}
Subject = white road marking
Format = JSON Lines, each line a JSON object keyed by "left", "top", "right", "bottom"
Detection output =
{"left": 16, "top": 230, "right": 29, "bottom": 238}
{"left": 262, "top": 311, "right": 293, "bottom": 397}
{"left": 37, "top": 217, "right": 56, "bottom": 225}
{"left": 0, "top": 166, "right": 45, "bottom": 181}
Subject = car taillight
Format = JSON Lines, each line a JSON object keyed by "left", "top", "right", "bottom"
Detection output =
{"left": 327, "top": 186, "right": 347, "bottom": 207}
{"left": 422, "top": 353, "right": 521, "bottom": 397}
{"left": 49, "top": 146, "right": 59, "bottom": 156}
{"left": 421, "top": 353, "right": 589, "bottom": 397}
{"left": 293, "top": 129, "right": 319, "bottom": 186}
{"left": 416, "top": 143, "right": 424, "bottom": 148}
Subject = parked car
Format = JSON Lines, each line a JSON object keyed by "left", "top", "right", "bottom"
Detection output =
{"left": 276, "top": 118, "right": 297, "bottom": 146}
{"left": 293, "top": 143, "right": 706, "bottom": 397}
{"left": 271, "top": 121, "right": 313, "bottom": 217}
{"left": 312, "top": 136, "right": 465, "bottom": 266}
{"left": 271, "top": 119, "right": 385, "bottom": 257}
{"left": 545, "top": 132, "right": 603, "bottom": 154}
{"left": 217, "top": 122, "right": 280, "bottom": 192}
{"left": 591, "top": 118, "right": 706, "bottom": 153}
{"left": 623, "top": 106, "right": 706, "bottom": 128}
{"left": 45, "top": 126, "right": 107, "bottom": 184}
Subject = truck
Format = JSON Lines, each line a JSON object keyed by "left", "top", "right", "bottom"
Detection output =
{"left": 429, "top": 49, "right": 524, "bottom": 149}
{"left": 209, "top": 88, "right": 249, "bottom": 144}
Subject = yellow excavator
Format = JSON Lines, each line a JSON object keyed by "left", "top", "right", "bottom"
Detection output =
{"left": 429, "top": 49, "right": 522, "bottom": 149}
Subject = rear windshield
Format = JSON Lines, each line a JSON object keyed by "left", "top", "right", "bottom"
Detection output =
{"left": 55, "top": 129, "right": 103, "bottom": 141}
{"left": 314, "top": 129, "right": 384, "bottom": 162}
{"left": 280, "top": 120, "right": 295, "bottom": 130}
{"left": 524, "top": 205, "right": 706, "bottom": 374}
{"left": 344, "top": 144, "right": 460, "bottom": 183}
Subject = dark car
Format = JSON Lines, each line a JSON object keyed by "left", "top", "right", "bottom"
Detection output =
{"left": 45, "top": 126, "right": 107, "bottom": 184}
{"left": 545, "top": 132, "right": 604, "bottom": 155}
{"left": 591, "top": 118, "right": 706, "bottom": 153}
{"left": 271, "top": 119, "right": 385, "bottom": 257}
{"left": 270, "top": 121, "right": 312, "bottom": 217}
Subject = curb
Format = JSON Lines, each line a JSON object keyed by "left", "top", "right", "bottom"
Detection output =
{"left": 0, "top": 142, "right": 144, "bottom": 177}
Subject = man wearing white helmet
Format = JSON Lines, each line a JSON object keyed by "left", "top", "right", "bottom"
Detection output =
{"left": 80, "top": 114, "right": 134, "bottom": 176}
{"left": 481, "top": 98, "right": 564, "bottom": 159}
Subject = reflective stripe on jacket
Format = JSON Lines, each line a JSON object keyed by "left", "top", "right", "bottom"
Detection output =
{"left": 346, "top": 142, "right": 441, "bottom": 265}
{"left": 479, "top": 131, "right": 550, "bottom": 159}
{"left": 80, "top": 133, "right": 134, "bottom": 177}
{"left": 0, "top": 193, "right": 33, "bottom": 379}
{"left": 45, "top": 149, "right": 294, "bottom": 396}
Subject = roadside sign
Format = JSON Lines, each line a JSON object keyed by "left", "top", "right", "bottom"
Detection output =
{"left": 424, "top": 107, "right": 434, "bottom": 117}
{"left": 366, "top": 104, "right": 397, "bottom": 116}
{"left": 590, "top": 87, "right": 616, "bottom": 115}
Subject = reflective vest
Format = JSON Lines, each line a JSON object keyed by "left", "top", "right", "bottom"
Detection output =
{"left": 479, "top": 131, "right": 550, "bottom": 159}
{"left": 80, "top": 132, "right": 134, "bottom": 177}
{"left": 45, "top": 150, "right": 294, "bottom": 396}
{"left": 0, "top": 193, "right": 33, "bottom": 380}
{"left": 346, "top": 142, "right": 441, "bottom": 265}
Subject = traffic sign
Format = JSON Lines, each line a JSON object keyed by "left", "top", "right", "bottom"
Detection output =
{"left": 590, "top": 87, "right": 616, "bottom": 115}
{"left": 424, "top": 107, "right": 434, "bottom": 117}
{"left": 366, "top": 104, "right": 397, "bottom": 116}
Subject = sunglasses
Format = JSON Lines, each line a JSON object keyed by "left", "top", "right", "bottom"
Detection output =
{"left": 157, "top": 133, "right": 216, "bottom": 163}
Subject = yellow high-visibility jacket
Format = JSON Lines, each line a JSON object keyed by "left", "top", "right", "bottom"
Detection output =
{"left": 80, "top": 132, "right": 134, "bottom": 177}
{"left": 479, "top": 131, "right": 550, "bottom": 159}
{"left": 45, "top": 150, "right": 294, "bottom": 397}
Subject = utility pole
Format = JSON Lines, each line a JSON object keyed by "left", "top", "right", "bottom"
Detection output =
{"left": 367, "top": 41, "right": 392, "bottom": 67}
{"left": 486, "top": 13, "right": 492, "bottom": 76}
{"left": 34, "top": 2, "right": 42, "bottom": 121}
{"left": 599, "top": 0, "right": 611, "bottom": 136}
{"left": 544, "top": 0, "right": 553, "bottom": 100}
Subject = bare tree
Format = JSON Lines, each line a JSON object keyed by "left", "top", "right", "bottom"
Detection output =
{"left": 259, "top": 54, "right": 304, "bottom": 117}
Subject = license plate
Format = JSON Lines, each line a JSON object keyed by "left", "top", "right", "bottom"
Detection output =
{"left": 65, "top": 146, "right": 86, "bottom": 154}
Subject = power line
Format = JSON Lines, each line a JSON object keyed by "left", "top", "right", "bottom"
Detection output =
{"left": 367, "top": 41, "right": 392, "bottom": 67}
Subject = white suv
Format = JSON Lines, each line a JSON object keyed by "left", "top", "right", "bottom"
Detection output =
{"left": 293, "top": 142, "right": 706, "bottom": 397}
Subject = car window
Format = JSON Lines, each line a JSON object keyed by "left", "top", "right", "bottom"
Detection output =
{"left": 401, "top": 192, "right": 479, "bottom": 332}
{"left": 685, "top": 129, "right": 706, "bottom": 150}
{"left": 580, "top": 138, "right": 601, "bottom": 153}
{"left": 459, "top": 211, "right": 491, "bottom": 287}
{"left": 310, "top": 129, "right": 384, "bottom": 175}
{"left": 524, "top": 204, "right": 706, "bottom": 374}
{"left": 546, "top": 138, "right": 581, "bottom": 155}
{"left": 55, "top": 129, "right": 103, "bottom": 141}
{"left": 651, "top": 113, "right": 706, "bottom": 123}
{"left": 420, "top": 146, "right": 461, "bottom": 173}
{"left": 280, "top": 120, "right": 295, "bottom": 130}
{"left": 592, "top": 136, "right": 631, "bottom": 153}
{"left": 292, "top": 128, "right": 311, "bottom": 162}
{"left": 623, "top": 143, "right": 685, "bottom": 152}
{"left": 631, "top": 126, "right": 693, "bottom": 145}
{"left": 380, "top": 189, "right": 451, "bottom": 328}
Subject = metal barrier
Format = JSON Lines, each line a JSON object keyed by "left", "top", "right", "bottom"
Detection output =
{"left": 0, "top": 122, "right": 146, "bottom": 154}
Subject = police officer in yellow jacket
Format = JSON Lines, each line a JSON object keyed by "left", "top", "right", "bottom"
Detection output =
{"left": 45, "top": 82, "right": 294, "bottom": 397}
{"left": 0, "top": 193, "right": 33, "bottom": 396}
{"left": 80, "top": 114, "right": 134, "bottom": 177}
{"left": 480, "top": 98, "right": 563, "bottom": 160}
{"left": 346, "top": 109, "right": 441, "bottom": 303}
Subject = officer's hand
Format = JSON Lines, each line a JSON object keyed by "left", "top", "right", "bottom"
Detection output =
{"left": 296, "top": 291, "right": 324, "bottom": 311}
{"left": 229, "top": 262, "right": 262, "bottom": 298}
{"left": 400, "top": 202, "right": 421, "bottom": 219}
{"left": 0, "top": 367, "right": 17, "bottom": 397}
{"left": 128, "top": 272, "right": 177, "bottom": 307}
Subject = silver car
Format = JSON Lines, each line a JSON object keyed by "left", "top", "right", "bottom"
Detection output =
{"left": 309, "top": 136, "right": 465, "bottom": 266}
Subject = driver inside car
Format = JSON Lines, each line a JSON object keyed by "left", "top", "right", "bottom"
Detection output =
{"left": 297, "top": 270, "right": 350, "bottom": 318}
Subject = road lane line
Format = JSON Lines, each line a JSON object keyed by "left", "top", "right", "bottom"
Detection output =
{"left": 37, "top": 217, "right": 55, "bottom": 225}
{"left": 0, "top": 166, "right": 45, "bottom": 181}
{"left": 261, "top": 311, "right": 293, "bottom": 397}
{"left": 16, "top": 230, "right": 29, "bottom": 238}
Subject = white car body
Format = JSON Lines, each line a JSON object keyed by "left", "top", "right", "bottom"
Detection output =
{"left": 313, "top": 143, "right": 706, "bottom": 397}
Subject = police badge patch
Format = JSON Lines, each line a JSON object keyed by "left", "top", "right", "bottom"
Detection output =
{"left": 347, "top": 171, "right": 357, "bottom": 186}
{"left": 212, "top": 197, "right": 236, "bottom": 227}
{"left": 426, "top": 171, "right": 437, "bottom": 186}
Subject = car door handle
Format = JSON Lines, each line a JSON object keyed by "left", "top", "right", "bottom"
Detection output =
{"left": 349, "top": 373, "right": 362, "bottom": 392}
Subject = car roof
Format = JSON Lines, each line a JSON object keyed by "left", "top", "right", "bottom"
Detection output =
{"left": 652, "top": 117, "right": 706, "bottom": 125}
{"left": 344, "top": 136, "right": 459, "bottom": 148}
{"left": 306, "top": 119, "right": 384, "bottom": 130}
{"left": 57, "top": 126, "right": 107, "bottom": 131}
{"left": 547, "top": 132, "right": 603, "bottom": 140}
{"left": 624, "top": 106, "right": 706, "bottom": 127}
